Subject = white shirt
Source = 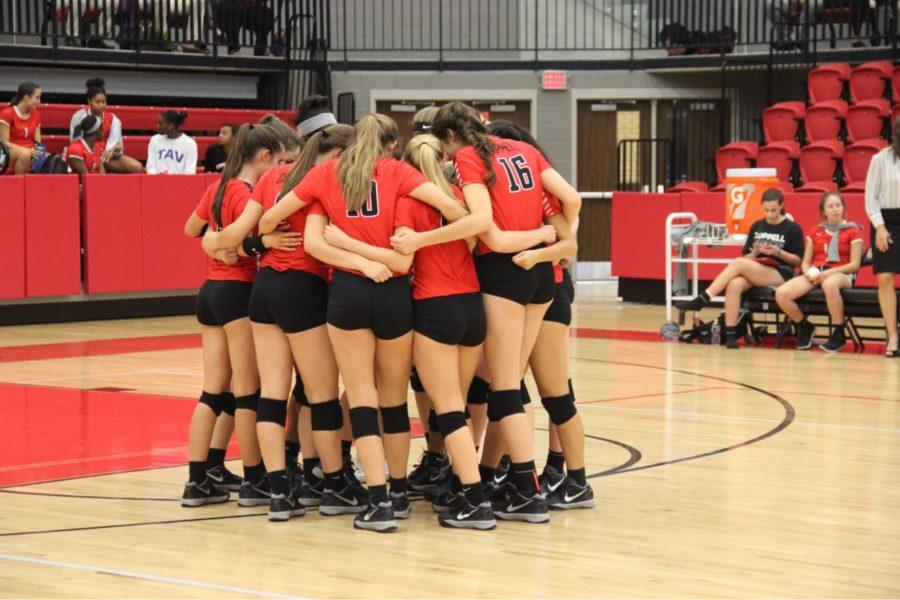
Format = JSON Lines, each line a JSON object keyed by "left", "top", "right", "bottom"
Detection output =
{"left": 69, "top": 107, "right": 123, "bottom": 154}
{"left": 864, "top": 146, "right": 900, "bottom": 228}
{"left": 146, "top": 133, "right": 197, "bottom": 175}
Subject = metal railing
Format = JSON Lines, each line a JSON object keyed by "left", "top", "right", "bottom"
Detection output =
{"left": 617, "top": 138, "right": 674, "bottom": 192}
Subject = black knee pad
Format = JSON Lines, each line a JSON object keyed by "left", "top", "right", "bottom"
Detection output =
{"left": 381, "top": 403, "right": 410, "bottom": 434}
{"left": 350, "top": 406, "right": 380, "bottom": 439}
{"left": 292, "top": 379, "right": 309, "bottom": 408}
{"left": 221, "top": 392, "right": 236, "bottom": 416}
{"left": 487, "top": 389, "right": 524, "bottom": 422}
{"left": 311, "top": 398, "right": 343, "bottom": 431}
{"left": 410, "top": 367, "right": 425, "bottom": 393}
{"left": 427, "top": 408, "right": 439, "bottom": 434}
{"left": 257, "top": 397, "right": 287, "bottom": 426}
{"left": 541, "top": 393, "right": 578, "bottom": 426}
{"left": 235, "top": 390, "right": 260, "bottom": 412}
{"left": 199, "top": 391, "right": 226, "bottom": 416}
{"left": 520, "top": 379, "right": 531, "bottom": 406}
{"left": 467, "top": 376, "right": 489, "bottom": 405}
{"left": 436, "top": 411, "right": 468, "bottom": 438}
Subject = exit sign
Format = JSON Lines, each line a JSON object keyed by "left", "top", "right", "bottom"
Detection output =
{"left": 541, "top": 70, "right": 567, "bottom": 90}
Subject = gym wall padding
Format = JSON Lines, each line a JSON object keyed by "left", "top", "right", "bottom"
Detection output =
{"left": 25, "top": 175, "right": 81, "bottom": 297}
{"left": 0, "top": 176, "right": 26, "bottom": 299}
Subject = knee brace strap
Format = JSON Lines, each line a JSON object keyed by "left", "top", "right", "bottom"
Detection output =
{"left": 349, "top": 406, "right": 380, "bottom": 439}
{"left": 310, "top": 398, "right": 343, "bottom": 431}
{"left": 256, "top": 397, "right": 287, "bottom": 426}
{"left": 541, "top": 393, "right": 578, "bottom": 426}
{"left": 467, "top": 376, "right": 489, "bottom": 405}
{"left": 436, "top": 410, "right": 468, "bottom": 439}
{"left": 427, "top": 408, "right": 439, "bottom": 434}
{"left": 292, "top": 379, "right": 309, "bottom": 408}
{"left": 487, "top": 389, "right": 524, "bottom": 422}
{"left": 520, "top": 380, "right": 531, "bottom": 406}
{"left": 381, "top": 403, "right": 410, "bottom": 434}
{"left": 235, "top": 390, "right": 260, "bottom": 412}
{"left": 199, "top": 391, "right": 226, "bottom": 416}
{"left": 221, "top": 392, "right": 236, "bottom": 416}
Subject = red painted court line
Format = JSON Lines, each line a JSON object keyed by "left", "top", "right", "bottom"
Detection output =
{"left": 570, "top": 327, "right": 663, "bottom": 342}
{"left": 579, "top": 386, "right": 740, "bottom": 405}
{"left": 0, "top": 333, "right": 202, "bottom": 363}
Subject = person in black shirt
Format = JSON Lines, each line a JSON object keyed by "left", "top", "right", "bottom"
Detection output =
{"left": 676, "top": 188, "right": 804, "bottom": 348}
{"left": 205, "top": 123, "right": 237, "bottom": 173}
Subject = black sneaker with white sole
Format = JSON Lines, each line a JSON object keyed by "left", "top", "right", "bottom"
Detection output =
{"left": 796, "top": 319, "right": 816, "bottom": 350}
{"left": 181, "top": 480, "right": 229, "bottom": 507}
{"left": 268, "top": 488, "right": 306, "bottom": 522}
{"left": 431, "top": 489, "right": 464, "bottom": 514}
{"left": 819, "top": 323, "right": 847, "bottom": 353}
{"left": 495, "top": 492, "right": 550, "bottom": 523}
{"left": 408, "top": 451, "right": 448, "bottom": 493}
{"left": 485, "top": 480, "right": 513, "bottom": 512}
{"left": 539, "top": 464, "right": 566, "bottom": 496}
{"left": 318, "top": 485, "right": 367, "bottom": 515}
{"left": 390, "top": 492, "right": 411, "bottom": 519}
{"left": 297, "top": 474, "right": 325, "bottom": 508}
{"left": 353, "top": 500, "right": 398, "bottom": 532}
{"left": 438, "top": 500, "right": 497, "bottom": 530}
{"left": 237, "top": 478, "right": 270, "bottom": 507}
{"left": 548, "top": 478, "right": 596, "bottom": 510}
{"left": 205, "top": 465, "right": 243, "bottom": 492}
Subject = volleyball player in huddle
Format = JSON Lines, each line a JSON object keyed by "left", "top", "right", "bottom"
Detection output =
{"left": 204, "top": 123, "right": 364, "bottom": 521}
{"left": 430, "top": 102, "right": 579, "bottom": 521}
{"left": 265, "top": 113, "right": 468, "bottom": 531}
{"left": 181, "top": 124, "right": 284, "bottom": 507}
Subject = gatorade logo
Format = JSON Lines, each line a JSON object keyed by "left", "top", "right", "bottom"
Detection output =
{"left": 729, "top": 183, "right": 755, "bottom": 221}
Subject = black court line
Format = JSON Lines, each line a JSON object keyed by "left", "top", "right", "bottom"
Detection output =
{"left": 573, "top": 357, "right": 795, "bottom": 479}
{"left": 0, "top": 489, "right": 180, "bottom": 502}
{"left": 534, "top": 426, "right": 643, "bottom": 477}
{"left": 0, "top": 512, "right": 267, "bottom": 538}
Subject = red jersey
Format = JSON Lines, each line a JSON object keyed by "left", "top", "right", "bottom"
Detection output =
{"left": 64, "top": 139, "right": 103, "bottom": 173}
{"left": 252, "top": 164, "right": 328, "bottom": 279}
{"left": 194, "top": 180, "right": 258, "bottom": 282}
{"left": 807, "top": 224, "right": 864, "bottom": 267}
{"left": 0, "top": 105, "right": 40, "bottom": 148}
{"left": 395, "top": 186, "right": 479, "bottom": 300}
{"left": 455, "top": 136, "right": 552, "bottom": 255}
{"left": 90, "top": 107, "right": 114, "bottom": 145}
{"left": 294, "top": 158, "right": 428, "bottom": 277}
{"left": 541, "top": 193, "right": 565, "bottom": 283}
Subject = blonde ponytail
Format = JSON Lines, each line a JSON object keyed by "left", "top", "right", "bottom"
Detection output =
{"left": 404, "top": 135, "right": 455, "bottom": 199}
{"left": 337, "top": 114, "right": 398, "bottom": 211}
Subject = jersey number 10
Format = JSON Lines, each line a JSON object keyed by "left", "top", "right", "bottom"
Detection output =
{"left": 497, "top": 154, "right": 535, "bottom": 193}
{"left": 347, "top": 181, "right": 380, "bottom": 217}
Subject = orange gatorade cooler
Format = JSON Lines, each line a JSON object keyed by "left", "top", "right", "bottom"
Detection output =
{"left": 724, "top": 168, "right": 779, "bottom": 234}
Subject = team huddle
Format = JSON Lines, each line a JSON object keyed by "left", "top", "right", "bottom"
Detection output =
{"left": 182, "top": 97, "right": 593, "bottom": 532}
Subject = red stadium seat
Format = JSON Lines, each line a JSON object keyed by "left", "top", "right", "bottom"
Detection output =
{"left": 807, "top": 63, "right": 850, "bottom": 104}
{"left": 665, "top": 181, "right": 709, "bottom": 193}
{"left": 799, "top": 139, "right": 844, "bottom": 187}
{"left": 805, "top": 100, "right": 847, "bottom": 142}
{"left": 796, "top": 181, "right": 839, "bottom": 193}
{"left": 849, "top": 61, "right": 892, "bottom": 103}
{"left": 776, "top": 181, "right": 795, "bottom": 193}
{"left": 39, "top": 104, "right": 83, "bottom": 131}
{"left": 893, "top": 104, "right": 900, "bottom": 127}
{"left": 893, "top": 66, "right": 900, "bottom": 104}
{"left": 846, "top": 98, "right": 891, "bottom": 142}
{"left": 842, "top": 139, "right": 889, "bottom": 191}
{"left": 763, "top": 101, "right": 806, "bottom": 143}
{"left": 715, "top": 141, "right": 758, "bottom": 182}
{"left": 757, "top": 141, "right": 800, "bottom": 183}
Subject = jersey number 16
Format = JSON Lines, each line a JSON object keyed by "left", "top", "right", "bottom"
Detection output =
{"left": 498, "top": 154, "right": 535, "bottom": 193}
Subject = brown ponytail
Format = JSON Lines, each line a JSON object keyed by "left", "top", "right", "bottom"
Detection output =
{"left": 337, "top": 114, "right": 398, "bottom": 211}
{"left": 212, "top": 124, "right": 283, "bottom": 228}
{"left": 259, "top": 114, "right": 302, "bottom": 154}
{"left": 279, "top": 123, "right": 354, "bottom": 198}
{"left": 432, "top": 101, "right": 496, "bottom": 186}
{"left": 404, "top": 134, "right": 455, "bottom": 199}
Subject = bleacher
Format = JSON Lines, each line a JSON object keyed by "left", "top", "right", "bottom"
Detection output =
{"left": 714, "top": 61, "right": 898, "bottom": 194}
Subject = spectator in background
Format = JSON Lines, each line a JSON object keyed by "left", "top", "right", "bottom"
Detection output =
{"left": 217, "top": 0, "right": 273, "bottom": 56}
{"left": 69, "top": 78, "right": 143, "bottom": 173}
{"left": 65, "top": 114, "right": 106, "bottom": 175}
{"left": 146, "top": 110, "right": 197, "bottom": 174}
{"left": 865, "top": 117, "right": 900, "bottom": 357}
{"left": 0, "top": 82, "right": 42, "bottom": 174}
{"left": 205, "top": 123, "right": 237, "bottom": 172}
{"left": 676, "top": 188, "right": 804, "bottom": 349}
{"left": 775, "top": 191, "right": 863, "bottom": 352}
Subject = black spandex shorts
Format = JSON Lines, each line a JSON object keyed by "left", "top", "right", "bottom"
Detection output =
{"left": 196, "top": 280, "right": 253, "bottom": 327}
{"left": 249, "top": 267, "right": 328, "bottom": 334}
{"left": 327, "top": 270, "right": 413, "bottom": 340}
{"left": 414, "top": 292, "right": 487, "bottom": 347}
{"left": 543, "top": 282, "right": 573, "bottom": 326}
{"left": 475, "top": 252, "right": 555, "bottom": 306}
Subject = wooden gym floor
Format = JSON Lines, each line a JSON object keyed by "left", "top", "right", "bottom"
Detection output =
{"left": 0, "top": 283, "right": 898, "bottom": 598}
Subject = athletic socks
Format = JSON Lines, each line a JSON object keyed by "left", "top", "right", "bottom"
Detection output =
{"left": 206, "top": 448, "right": 226, "bottom": 470}
{"left": 724, "top": 326, "right": 739, "bottom": 349}
{"left": 462, "top": 482, "right": 486, "bottom": 505}
{"left": 546, "top": 450, "right": 565, "bottom": 472}
{"left": 285, "top": 441, "right": 301, "bottom": 464}
{"left": 568, "top": 467, "right": 587, "bottom": 486}
{"left": 369, "top": 484, "right": 388, "bottom": 504}
{"left": 269, "top": 469, "right": 289, "bottom": 496}
{"left": 511, "top": 460, "right": 539, "bottom": 496}
{"left": 244, "top": 462, "right": 266, "bottom": 485}
{"left": 478, "top": 464, "right": 496, "bottom": 484}
{"left": 323, "top": 470, "right": 344, "bottom": 492}
{"left": 189, "top": 461, "right": 207, "bottom": 484}
{"left": 303, "top": 458, "right": 319, "bottom": 477}
{"left": 341, "top": 440, "right": 352, "bottom": 461}
{"left": 389, "top": 477, "right": 407, "bottom": 495}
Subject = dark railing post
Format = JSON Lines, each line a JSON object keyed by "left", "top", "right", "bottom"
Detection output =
{"left": 50, "top": 0, "right": 59, "bottom": 58}
{"left": 533, "top": 0, "right": 538, "bottom": 67}
{"left": 341, "top": 0, "right": 348, "bottom": 66}
{"left": 438, "top": 0, "right": 443, "bottom": 71}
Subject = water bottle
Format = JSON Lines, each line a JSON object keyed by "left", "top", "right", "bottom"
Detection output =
{"left": 711, "top": 319, "right": 721, "bottom": 346}
{"left": 31, "top": 142, "right": 47, "bottom": 173}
